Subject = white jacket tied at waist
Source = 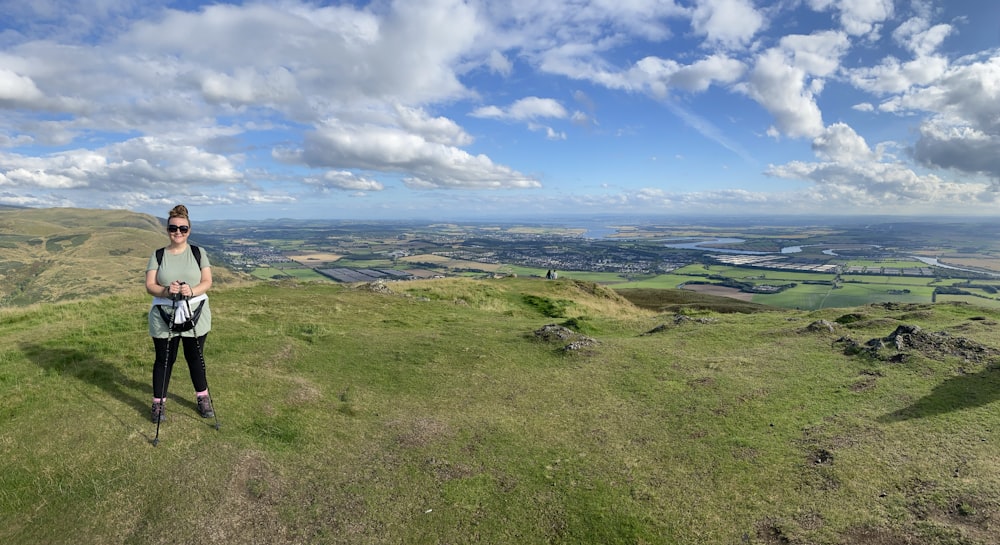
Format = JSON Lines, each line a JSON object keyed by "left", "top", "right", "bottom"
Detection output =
{"left": 151, "top": 294, "right": 208, "bottom": 326}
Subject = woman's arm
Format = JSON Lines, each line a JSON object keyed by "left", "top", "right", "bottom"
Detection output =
{"left": 145, "top": 269, "right": 171, "bottom": 298}
{"left": 184, "top": 266, "right": 213, "bottom": 297}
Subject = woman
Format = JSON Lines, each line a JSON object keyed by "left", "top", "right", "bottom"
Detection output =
{"left": 144, "top": 204, "right": 215, "bottom": 423}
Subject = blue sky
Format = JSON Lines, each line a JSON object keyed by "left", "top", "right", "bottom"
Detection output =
{"left": 0, "top": 0, "right": 998, "bottom": 220}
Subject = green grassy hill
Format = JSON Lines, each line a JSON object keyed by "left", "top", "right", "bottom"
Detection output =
{"left": 2, "top": 275, "right": 999, "bottom": 544}
{"left": 0, "top": 207, "right": 242, "bottom": 306}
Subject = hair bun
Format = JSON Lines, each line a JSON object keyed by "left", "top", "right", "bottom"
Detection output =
{"left": 169, "top": 204, "right": 189, "bottom": 219}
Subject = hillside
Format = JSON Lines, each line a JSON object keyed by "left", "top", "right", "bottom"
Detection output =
{"left": 1, "top": 276, "right": 998, "bottom": 544}
{"left": 0, "top": 207, "right": 241, "bottom": 306}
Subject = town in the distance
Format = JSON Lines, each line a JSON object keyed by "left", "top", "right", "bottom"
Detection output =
{"left": 195, "top": 215, "right": 1000, "bottom": 311}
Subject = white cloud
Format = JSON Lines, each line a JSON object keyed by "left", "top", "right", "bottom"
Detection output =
{"left": 690, "top": 0, "right": 764, "bottom": 48}
{"left": 0, "top": 0, "right": 995, "bottom": 218}
{"left": 808, "top": 0, "right": 894, "bottom": 37}
{"left": 470, "top": 97, "right": 570, "bottom": 139}
{"left": 0, "top": 68, "right": 44, "bottom": 106}
{"left": 300, "top": 121, "right": 541, "bottom": 190}
{"left": 811, "top": 123, "right": 876, "bottom": 164}
{"left": 488, "top": 50, "right": 513, "bottom": 76}
{"left": 744, "top": 49, "right": 825, "bottom": 139}
{"left": 766, "top": 120, "right": 992, "bottom": 212}
{"left": 893, "top": 17, "right": 952, "bottom": 57}
{"left": 778, "top": 31, "right": 850, "bottom": 76}
{"left": 0, "top": 136, "right": 244, "bottom": 192}
{"left": 871, "top": 52, "right": 1000, "bottom": 178}
{"left": 630, "top": 54, "right": 745, "bottom": 97}
{"left": 849, "top": 55, "right": 949, "bottom": 95}
{"left": 507, "top": 97, "right": 569, "bottom": 120}
{"left": 738, "top": 30, "right": 851, "bottom": 140}
{"left": 308, "top": 170, "right": 385, "bottom": 192}
{"left": 886, "top": 54, "right": 1000, "bottom": 134}
{"left": 395, "top": 105, "right": 473, "bottom": 146}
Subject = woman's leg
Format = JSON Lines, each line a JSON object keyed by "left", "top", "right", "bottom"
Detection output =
{"left": 181, "top": 334, "right": 214, "bottom": 417}
{"left": 181, "top": 334, "right": 209, "bottom": 393}
{"left": 152, "top": 336, "right": 181, "bottom": 399}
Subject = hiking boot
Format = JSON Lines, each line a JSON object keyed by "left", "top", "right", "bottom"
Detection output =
{"left": 197, "top": 394, "right": 215, "bottom": 418}
{"left": 151, "top": 401, "right": 165, "bottom": 423}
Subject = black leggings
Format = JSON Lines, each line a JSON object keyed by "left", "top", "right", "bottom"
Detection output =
{"left": 152, "top": 334, "right": 209, "bottom": 399}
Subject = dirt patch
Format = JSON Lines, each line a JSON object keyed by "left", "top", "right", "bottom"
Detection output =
{"left": 389, "top": 416, "right": 453, "bottom": 449}
{"left": 288, "top": 252, "right": 342, "bottom": 264}
{"left": 194, "top": 450, "right": 291, "bottom": 544}
{"left": 754, "top": 518, "right": 792, "bottom": 544}
{"left": 285, "top": 376, "right": 322, "bottom": 405}
{"left": 839, "top": 524, "right": 922, "bottom": 545}
{"left": 681, "top": 283, "right": 755, "bottom": 301}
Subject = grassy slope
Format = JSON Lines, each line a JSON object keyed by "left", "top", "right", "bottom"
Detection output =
{"left": 2, "top": 277, "right": 999, "bottom": 544}
{"left": 0, "top": 207, "right": 244, "bottom": 306}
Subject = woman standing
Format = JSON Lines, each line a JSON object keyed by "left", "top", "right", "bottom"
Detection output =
{"left": 144, "top": 204, "right": 215, "bottom": 423}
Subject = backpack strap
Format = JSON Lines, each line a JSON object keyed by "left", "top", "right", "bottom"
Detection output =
{"left": 190, "top": 245, "right": 202, "bottom": 268}
{"left": 156, "top": 245, "right": 202, "bottom": 268}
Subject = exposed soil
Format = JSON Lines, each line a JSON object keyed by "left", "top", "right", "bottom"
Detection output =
{"left": 682, "top": 283, "right": 756, "bottom": 301}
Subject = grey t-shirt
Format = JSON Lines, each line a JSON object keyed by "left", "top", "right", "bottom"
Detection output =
{"left": 146, "top": 245, "right": 212, "bottom": 338}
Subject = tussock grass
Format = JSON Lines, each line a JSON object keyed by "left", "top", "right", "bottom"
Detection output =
{"left": 2, "top": 279, "right": 1000, "bottom": 544}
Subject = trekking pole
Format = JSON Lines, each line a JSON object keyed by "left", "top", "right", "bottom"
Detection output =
{"left": 152, "top": 328, "right": 173, "bottom": 447}
{"left": 198, "top": 334, "right": 221, "bottom": 432}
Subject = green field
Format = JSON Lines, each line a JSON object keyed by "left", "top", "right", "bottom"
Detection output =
{"left": 3, "top": 279, "right": 1000, "bottom": 544}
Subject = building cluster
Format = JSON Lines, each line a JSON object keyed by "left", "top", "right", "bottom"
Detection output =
{"left": 219, "top": 244, "right": 291, "bottom": 271}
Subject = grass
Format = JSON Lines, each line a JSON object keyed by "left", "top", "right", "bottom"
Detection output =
{"left": 2, "top": 278, "right": 1000, "bottom": 544}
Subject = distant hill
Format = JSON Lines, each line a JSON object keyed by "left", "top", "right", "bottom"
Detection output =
{"left": 0, "top": 207, "right": 240, "bottom": 306}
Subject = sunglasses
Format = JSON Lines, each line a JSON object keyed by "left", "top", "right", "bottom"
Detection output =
{"left": 167, "top": 225, "right": 190, "bottom": 233}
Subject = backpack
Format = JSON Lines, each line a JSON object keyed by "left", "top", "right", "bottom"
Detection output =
{"left": 156, "top": 244, "right": 201, "bottom": 267}
{"left": 155, "top": 244, "right": 206, "bottom": 332}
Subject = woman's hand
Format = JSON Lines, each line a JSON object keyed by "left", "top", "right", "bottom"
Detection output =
{"left": 178, "top": 282, "right": 193, "bottom": 298}
{"left": 169, "top": 281, "right": 193, "bottom": 298}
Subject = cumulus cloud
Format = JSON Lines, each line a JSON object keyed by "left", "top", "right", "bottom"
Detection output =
{"left": 629, "top": 54, "right": 745, "bottom": 97}
{"left": 740, "top": 31, "right": 850, "bottom": 140}
{"left": 300, "top": 122, "right": 540, "bottom": 190}
{"left": 744, "top": 49, "right": 825, "bottom": 139}
{"left": 487, "top": 50, "right": 513, "bottom": 76}
{"left": 0, "top": 0, "right": 995, "bottom": 217}
{"left": 766, "top": 122, "right": 992, "bottom": 212}
{"left": 893, "top": 17, "right": 952, "bottom": 57}
{"left": 0, "top": 137, "right": 243, "bottom": 192}
{"left": 870, "top": 52, "right": 1000, "bottom": 178}
{"left": 307, "top": 170, "right": 385, "bottom": 192}
{"left": 395, "top": 105, "right": 473, "bottom": 147}
{"left": 849, "top": 55, "right": 949, "bottom": 95}
{"left": 470, "top": 97, "right": 573, "bottom": 140}
{"left": 912, "top": 122, "right": 1000, "bottom": 177}
{"left": 808, "top": 0, "right": 894, "bottom": 37}
{"left": 471, "top": 97, "right": 569, "bottom": 121}
{"left": 0, "top": 69, "right": 45, "bottom": 106}
{"left": 690, "top": 0, "right": 764, "bottom": 48}
{"left": 812, "top": 123, "right": 876, "bottom": 164}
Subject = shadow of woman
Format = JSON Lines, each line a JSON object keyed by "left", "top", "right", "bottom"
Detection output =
{"left": 19, "top": 342, "right": 152, "bottom": 425}
{"left": 877, "top": 365, "right": 1000, "bottom": 423}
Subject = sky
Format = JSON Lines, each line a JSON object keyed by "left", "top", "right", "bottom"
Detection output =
{"left": 0, "top": 0, "right": 998, "bottom": 221}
